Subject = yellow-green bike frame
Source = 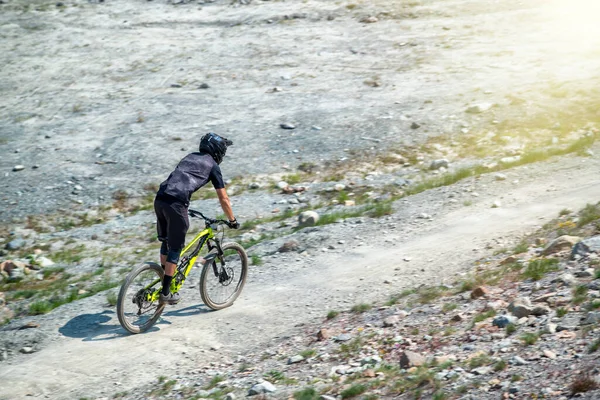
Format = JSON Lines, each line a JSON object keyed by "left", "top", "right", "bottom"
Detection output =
{"left": 145, "top": 220, "right": 221, "bottom": 302}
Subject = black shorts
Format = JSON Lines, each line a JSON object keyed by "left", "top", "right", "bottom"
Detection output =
{"left": 154, "top": 195, "right": 189, "bottom": 254}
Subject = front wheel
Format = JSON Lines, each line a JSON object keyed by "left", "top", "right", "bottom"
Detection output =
{"left": 117, "top": 262, "right": 165, "bottom": 334}
{"left": 200, "top": 242, "right": 248, "bottom": 310}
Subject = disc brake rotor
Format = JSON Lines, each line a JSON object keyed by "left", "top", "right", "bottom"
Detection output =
{"left": 218, "top": 267, "right": 234, "bottom": 286}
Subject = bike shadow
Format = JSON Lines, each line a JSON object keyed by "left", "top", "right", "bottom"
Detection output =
{"left": 59, "top": 310, "right": 163, "bottom": 341}
{"left": 163, "top": 304, "right": 212, "bottom": 318}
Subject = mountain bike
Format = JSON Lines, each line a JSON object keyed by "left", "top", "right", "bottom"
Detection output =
{"left": 116, "top": 209, "right": 248, "bottom": 334}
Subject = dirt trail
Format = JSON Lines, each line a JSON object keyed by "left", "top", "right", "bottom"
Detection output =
{"left": 1, "top": 157, "right": 598, "bottom": 399}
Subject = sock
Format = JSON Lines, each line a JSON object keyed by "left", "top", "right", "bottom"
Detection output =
{"left": 162, "top": 275, "right": 173, "bottom": 296}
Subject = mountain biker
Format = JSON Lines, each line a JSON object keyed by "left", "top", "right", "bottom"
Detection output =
{"left": 154, "top": 133, "right": 240, "bottom": 305}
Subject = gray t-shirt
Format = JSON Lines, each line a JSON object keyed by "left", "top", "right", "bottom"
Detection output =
{"left": 157, "top": 152, "right": 225, "bottom": 205}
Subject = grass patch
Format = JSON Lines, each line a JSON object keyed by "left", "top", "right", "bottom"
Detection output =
{"left": 339, "top": 337, "right": 363, "bottom": 358}
{"left": 42, "top": 266, "right": 65, "bottom": 279}
{"left": 589, "top": 338, "right": 600, "bottom": 353}
{"left": 293, "top": 387, "right": 318, "bottom": 400}
{"left": 573, "top": 285, "right": 589, "bottom": 305}
{"left": 28, "top": 300, "right": 55, "bottom": 315}
{"left": 204, "top": 375, "right": 224, "bottom": 390}
{"left": 512, "top": 241, "right": 528, "bottom": 254}
{"left": 442, "top": 303, "right": 458, "bottom": 312}
{"left": 578, "top": 202, "right": 600, "bottom": 227}
{"left": 264, "top": 370, "right": 298, "bottom": 385}
{"left": 250, "top": 254, "right": 263, "bottom": 266}
{"left": 506, "top": 323, "right": 517, "bottom": 335}
{"left": 386, "top": 289, "right": 416, "bottom": 306}
{"left": 473, "top": 309, "right": 496, "bottom": 323}
{"left": 557, "top": 307, "right": 568, "bottom": 317}
{"left": 367, "top": 202, "right": 393, "bottom": 218}
{"left": 417, "top": 286, "right": 445, "bottom": 304}
{"left": 149, "top": 379, "right": 177, "bottom": 396}
{"left": 521, "top": 258, "right": 559, "bottom": 281}
{"left": 282, "top": 173, "right": 303, "bottom": 185}
{"left": 468, "top": 353, "right": 492, "bottom": 369}
{"left": 494, "top": 359, "right": 507, "bottom": 371}
{"left": 299, "top": 349, "right": 316, "bottom": 358}
{"left": 351, "top": 303, "right": 371, "bottom": 313}
{"left": 326, "top": 310, "right": 339, "bottom": 320}
{"left": 570, "top": 373, "right": 599, "bottom": 395}
{"left": 340, "top": 384, "right": 367, "bottom": 399}
{"left": 106, "top": 291, "right": 118, "bottom": 306}
{"left": 50, "top": 244, "right": 87, "bottom": 264}
{"left": 520, "top": 332, "right": 539, "bottom": 345}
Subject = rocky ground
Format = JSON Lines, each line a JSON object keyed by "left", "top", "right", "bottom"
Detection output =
{"left": 1, "top": 0, "right": 600, "bottom": 399}
{"left": 118, "top": 204, "right": 600, "bottom": 400}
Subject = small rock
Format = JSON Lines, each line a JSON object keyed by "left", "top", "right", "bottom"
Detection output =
{"left": 508, "top": 297, "right": 533, "bottom": 318}
{"left": 225, "top": 393, "right": 235, "bottom": 400}
{"left": 5, "top": 238, "right": 25, "bottom": 251}
{"left": 584, "top": 311, "right": 600, "bottom": 324}
{"left": 574, "top": 269, "right": 594, "bottom": 278}
{"left": 35, "top": 257, "right": 54, "bottom": 268}
{"left": 361, "top": 355, "right": 382, "bottom": 366}
{"left": 465, "top": 103, "right": 493, "bottom": 113}
{"left": 531, "top": 305, "right": 551, "bottom": 316}
{"left": 298, "top": 211, "right": 319, "bottom": 227}
{"left": 542, "top": 235, "right": 581, "bottom": 256}
{"left": 491, "top": 200, "right": 502, "bottom": 208}
{"left": 472, "top": 366, "right": 492, "bottom": 375}
{"left": 363, "top": 369, "right": 376, "bottom": 378}
{"left": 198, "top": 83, "right": 210, "bottom": 89}
{"left": 558, "top": 273, "right": 576, "bottom": 286}
{"left": 334, "top": 333, "right": 352, "bottom": 342}
{"left": 248, "top": 182, "right": 262, "bottom": 190}
{"left": 383, "top": 316, "right": 400, "bottom": 327}
{"left": 494, "top": 173, "right": 507, "bottom": 181}
{"left": 361, "top": 16, "right": 378, "bottom": 23}
{"left": 493, "top": 315, "right": 517, "bottom": 328}
{"left": 571, "top": 235, "right": 600, "bottom": 259}
{"left": 316, "top": 328, "right": 331, "bottom": 341}
{"left": 429, "top": 159, "right": 449, "bottom": 170}
{"left": 288, "top": 355, "right": 305, "bottom": 364}
{"left": 399, "top": 351, "right": 425, "bottom": 368}
{"left": 410, "top": 122, "right": 420, "bottom": 129}
{"left": 18, "top": 322, "right": 40, "bottom": 330}
{"left": 471, "top": 286, "right": 489, "bottom": 299}
{"left": 542, "top": 350, "right": 557, "bottom": 359}
{"left": 280, "top": 123, "right": 296, "bottom": 130}
{"left": 248, "top": 381, "right": 276, "bottom": 395}
{"left": 278, "top": 240, "right": 300, "bottom": 253}
{"left": 451, "top": 313, "right": 465, "bottom": 322}
{"left": 20, "top": 347, "right": 34, "bottom": 354}
{"left": 512, "top": 356, "right": 528, "bottom": 365}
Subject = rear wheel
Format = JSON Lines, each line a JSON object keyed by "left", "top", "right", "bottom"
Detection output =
{"left": 200, "top": 242, "right": 248, "bottom": 310}
{"left": 117, "top": 262, "right": 165, "bottom": 334}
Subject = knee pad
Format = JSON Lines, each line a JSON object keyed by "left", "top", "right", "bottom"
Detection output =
{"left": 160, "top": 241, "right": 169, "bottom": 256}
{"left": 166, "top": 249, "right": 181, "bottom": 264}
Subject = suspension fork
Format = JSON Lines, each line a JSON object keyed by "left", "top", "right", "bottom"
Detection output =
{"left": 205, "top": 239, "right": 225, "bottom": 278}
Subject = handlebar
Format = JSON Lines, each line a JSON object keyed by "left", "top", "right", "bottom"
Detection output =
{"left": 188, "top": 209, "right": 231, "bottom": 227}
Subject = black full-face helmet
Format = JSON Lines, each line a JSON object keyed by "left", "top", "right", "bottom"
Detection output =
{"left": 199, "top": 133, "right": 233, "bottom": 164}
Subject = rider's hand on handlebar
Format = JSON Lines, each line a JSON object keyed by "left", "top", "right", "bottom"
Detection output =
{"left": 228, "top": 219, "right": 240, "bottom": 229}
